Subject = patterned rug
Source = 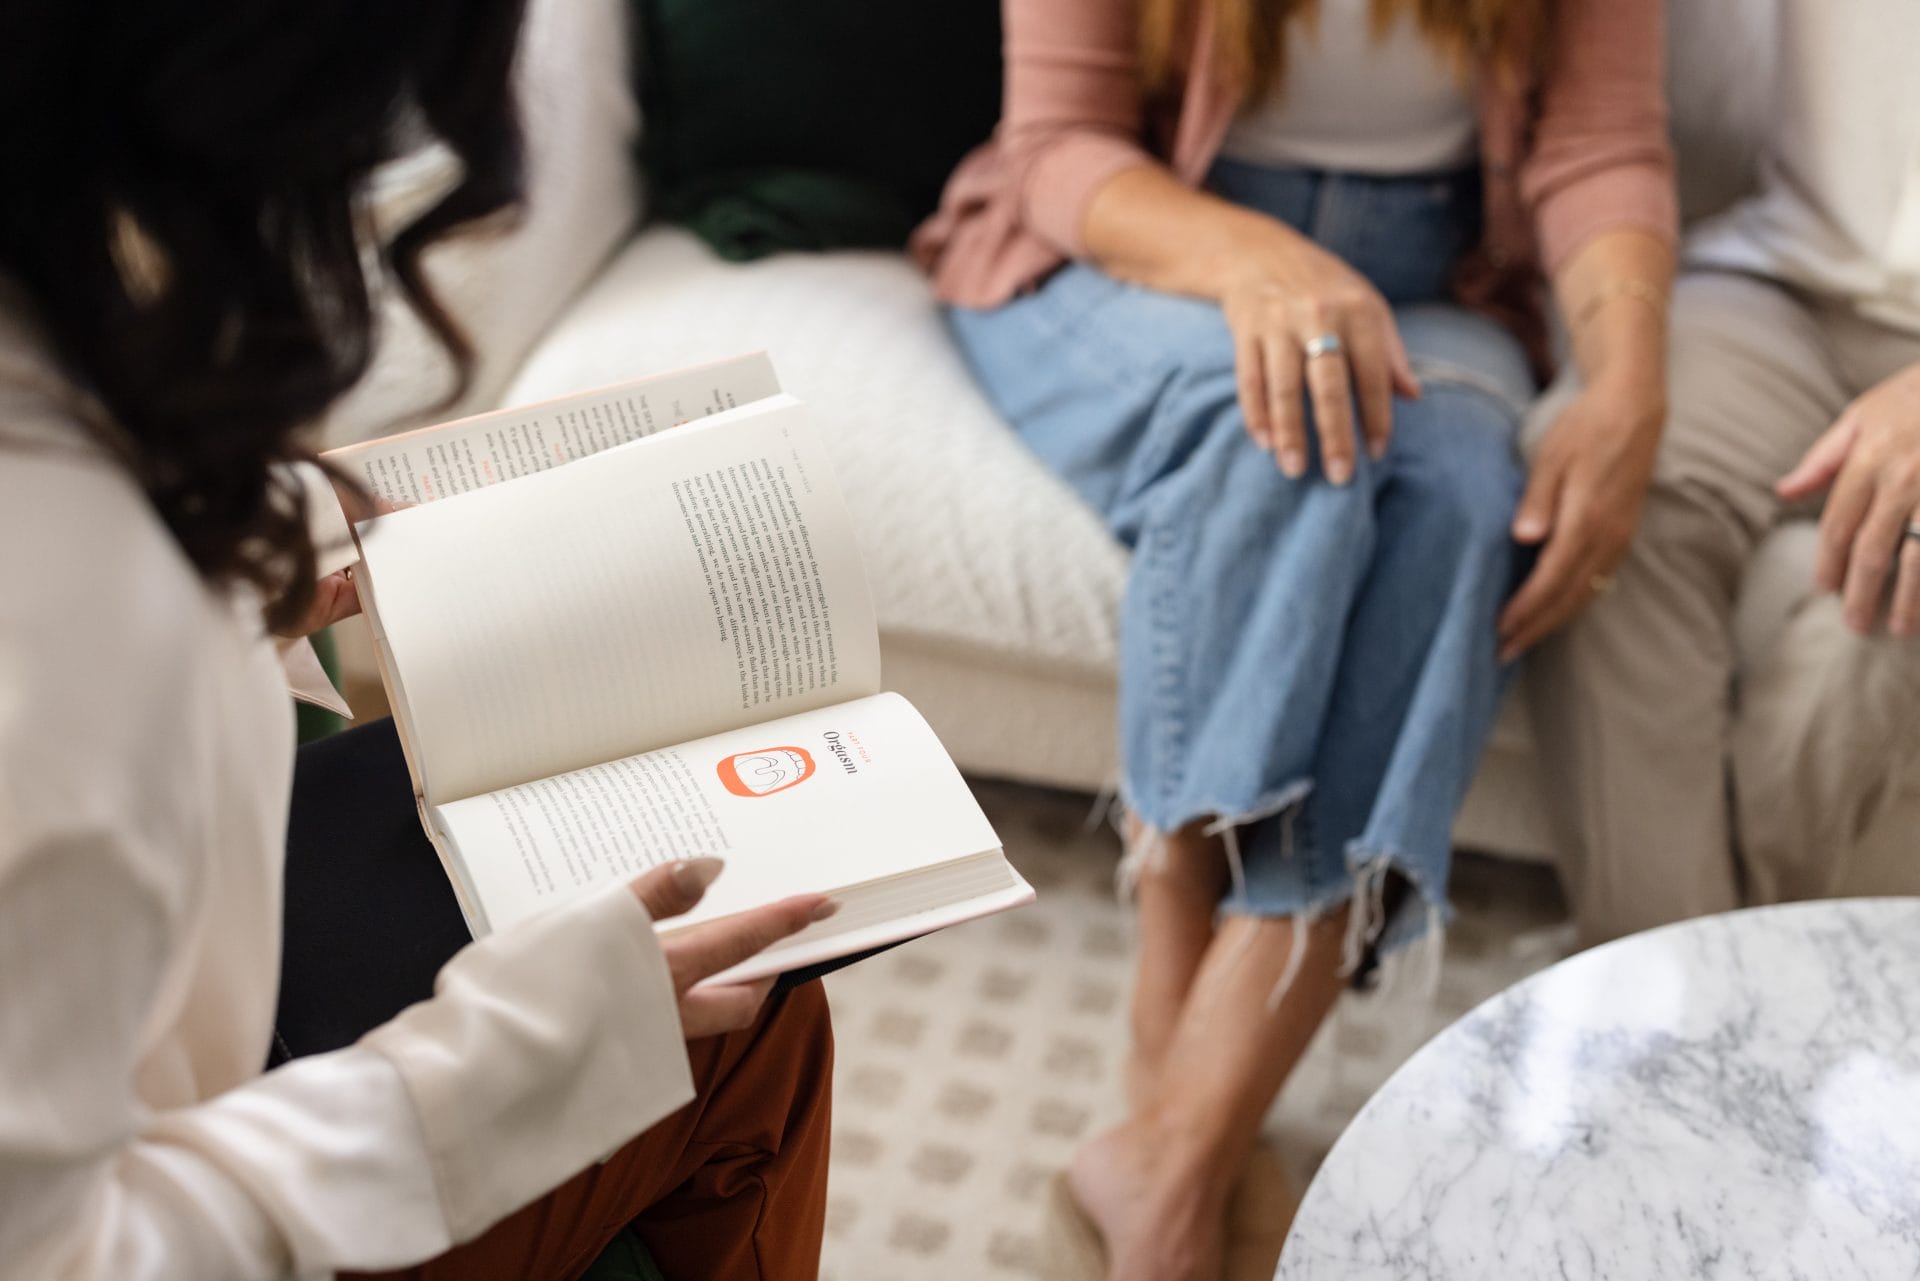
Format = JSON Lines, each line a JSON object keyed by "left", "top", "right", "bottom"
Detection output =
{"left": 818, "top": 780, "right": 1572, "bottom": 1280}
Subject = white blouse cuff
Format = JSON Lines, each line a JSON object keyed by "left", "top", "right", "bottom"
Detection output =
{"left": 364, "top": 885, "right": 694, "bottom": 1244}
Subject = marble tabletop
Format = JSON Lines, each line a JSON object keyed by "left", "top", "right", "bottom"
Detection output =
{"left": 1278, "top": 899, "right": 1920, "bottom": 1279}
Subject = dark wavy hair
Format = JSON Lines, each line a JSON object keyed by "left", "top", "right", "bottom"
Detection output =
{"left": 0, "top": 0, "right": 528, "bottom": 630}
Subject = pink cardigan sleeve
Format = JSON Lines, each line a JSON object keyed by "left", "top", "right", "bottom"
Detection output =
{"left": 998, "top": 0, "right": 1160, "bottom": 256}
{"left": 1520, "top": 0, "right": 1679, "bottom": 272}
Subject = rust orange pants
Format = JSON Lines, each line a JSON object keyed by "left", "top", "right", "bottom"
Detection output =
{"left": 351, "top": 981, "right": 834, "bottom": 1281}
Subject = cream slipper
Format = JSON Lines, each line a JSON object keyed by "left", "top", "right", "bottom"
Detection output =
{"left": 1042, "top": 1170, "right": 1107, "bottom": 1281}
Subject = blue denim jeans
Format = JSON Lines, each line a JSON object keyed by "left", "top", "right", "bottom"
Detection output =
{"left": 947, "top": 161, "right": 1535, "bottom": 959}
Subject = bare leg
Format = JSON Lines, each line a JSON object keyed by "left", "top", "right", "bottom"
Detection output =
{"left": 1125, "top": 818, "right": 1229, "bottom": 1108}
{"left": 1075, "top": 907, "right": 1350, "bottom": 1281}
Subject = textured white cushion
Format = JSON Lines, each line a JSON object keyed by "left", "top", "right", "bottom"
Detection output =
{"left": 505, "top": 227, "right": 1129, "bottom": 682}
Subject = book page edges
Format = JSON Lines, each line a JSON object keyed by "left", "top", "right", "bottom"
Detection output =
{"left": 422, "top": 804, "right": 492, "bottom": 937}
{"left": 347, "top": 519, "right": 434, "bottom": 799}
{"left": 356, "top": 534, "right": 494, "bottom": 932}
{"left": 322, "top": 351, "right": 779, "bottom": 466}
{"left": 689, "top": 851, "right": 1034, "bottom": 986}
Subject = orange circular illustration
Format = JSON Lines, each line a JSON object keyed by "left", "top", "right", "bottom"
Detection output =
{"left": 716, "top": 746, "right": 816, "bottom": 797}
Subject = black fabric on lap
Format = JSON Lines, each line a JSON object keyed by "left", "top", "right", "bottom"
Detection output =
{"left": 273, "top": 717, "right": 474, "bottom": 1062}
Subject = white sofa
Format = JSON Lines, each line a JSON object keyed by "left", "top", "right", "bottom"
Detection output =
{"left": 328, "top": 0, "right": 1914, "bottom": 871}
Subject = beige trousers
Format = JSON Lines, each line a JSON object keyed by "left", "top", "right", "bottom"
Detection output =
{"left": 1525, "top": 271, "right": 1920, "bottom": 945}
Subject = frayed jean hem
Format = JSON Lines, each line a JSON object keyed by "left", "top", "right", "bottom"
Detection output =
{"left": 1114, "top": 777, "right": 1317, "bottom": 905}
{"left": 1115, "top": 784, "right": 1455, "bottom": 1005}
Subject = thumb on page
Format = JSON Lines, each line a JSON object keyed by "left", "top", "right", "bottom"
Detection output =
{"left": 629, "top": 857, "right": 726, "bottom": 923}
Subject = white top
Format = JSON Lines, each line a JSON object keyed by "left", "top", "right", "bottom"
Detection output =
{"left": 1688, "top": 0, "right": 1920, "bottom": 335}
{"left": 0, "top": 306, "right": 696, "bottom": 1281}
{"left": 1217, "top": 0, "right": 1478, "bottom": 176}
{"left": 1279, "top": 900, "right": 1920, "bottom": 1280}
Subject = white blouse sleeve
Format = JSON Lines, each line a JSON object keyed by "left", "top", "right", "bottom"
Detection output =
{"left": 0, "top": 810, "right": 694, "bottom": 1281}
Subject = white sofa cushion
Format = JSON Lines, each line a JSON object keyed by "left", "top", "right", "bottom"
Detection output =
{"left": 505, "top": 227, "right": 1130, "bottom": 683}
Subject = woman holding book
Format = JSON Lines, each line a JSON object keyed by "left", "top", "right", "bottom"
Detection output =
{"left": 917, "top": 0, "right": 1675, "bottom": 1276}
{"left": 0, "top": 3, "right": 836, "bottom": 1280}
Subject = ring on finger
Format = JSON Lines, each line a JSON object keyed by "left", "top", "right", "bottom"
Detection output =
{"left": 1303, "top": 332, "right": 1345, "bottom": 361}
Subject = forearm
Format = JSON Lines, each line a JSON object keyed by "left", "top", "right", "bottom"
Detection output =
{"left": 1080, "top": 164, "right": 1309, "bottom": 301}
{"left": 1551, "top": 227, "right": 1674, "bottom": 407}
{"left": 1499, "top": 229, "right": 1676, "bottom": 655}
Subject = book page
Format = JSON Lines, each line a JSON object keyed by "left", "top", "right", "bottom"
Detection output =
{"left": 355, "top": 395, "right": 880, "bottom": 804}
{"left": 328, "top": 352, "right": 780, "bottom": 506}
{"left": 431, "top": 693, "right": 1003, "bottom": 935}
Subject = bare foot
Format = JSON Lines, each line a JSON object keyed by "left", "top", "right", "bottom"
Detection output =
{"left": 1068, "top": 1119, "right": 1231, "bottom": 1281}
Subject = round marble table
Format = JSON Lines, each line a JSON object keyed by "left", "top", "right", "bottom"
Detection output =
{"left": 1278, "top": 899, "right": 1920, "bottom": 1280}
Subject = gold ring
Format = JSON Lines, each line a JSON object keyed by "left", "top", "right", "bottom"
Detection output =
{"left": 1590, "top": 573, "right": 1617, "bottom": 595}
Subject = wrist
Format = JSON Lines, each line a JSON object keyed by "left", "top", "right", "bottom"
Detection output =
{"left": 1578, "top": 321, "right": 1666, "bottom": 415}
{"left": 1584, "top": 369, "right": 1668, "bottom": 434}
{"left": 1198, "top": 214, "right": 1312, "bottom": 300}
{"left": 1562, "top": 274, "right": 1670, "bottom": 412}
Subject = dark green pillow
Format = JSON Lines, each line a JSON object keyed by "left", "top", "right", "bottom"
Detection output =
{"left": 295, "top": 627, "right": 348, "bottom": 744}
{"left": 633, "top": 0, "right": 1002, "bottom": 258}
{"left": 580, "top": 1227, "right": 668, "bottom": 1281}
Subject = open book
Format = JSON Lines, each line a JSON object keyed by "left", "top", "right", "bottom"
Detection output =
{"left": 328, "top": 355, "right": 1033, "bottom": 982}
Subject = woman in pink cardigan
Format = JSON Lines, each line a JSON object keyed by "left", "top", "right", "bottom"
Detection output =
{"left": 917, "top": 1, "right": 1676, "bottom": 1277}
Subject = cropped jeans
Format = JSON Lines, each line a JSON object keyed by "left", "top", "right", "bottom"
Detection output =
{"left": 948, "top": 160, "right": 1535, "bottom": 961}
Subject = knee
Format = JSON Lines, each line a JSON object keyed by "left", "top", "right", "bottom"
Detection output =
{"left": 1453, "top": 454, "right": 1524, "bottom": 556}
{"left": 767, "top": 980, "right": 835, "bottom": 1123}
{"left": 1145, "top": 377, "right": 1378, "bottom": 543}
{"left": 1620, "top": 479, "right": 1752, "bottom": 597}
{"left": 772, "top": 978, "right": 834, "bottom": 1067}
{"left": 1742, "top": 590, "right": 1920, "bottom": 735}
{"left": 1128, "top": 346, "right": 1254, "bottom": 485}
{"left": 1395, "top": 397, "right": 1523, "bottom": 558}
{"left": 724, "top": 978, "right": 834, "bottom": 1103}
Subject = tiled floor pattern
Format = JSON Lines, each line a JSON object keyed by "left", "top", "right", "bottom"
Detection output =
{"left": 819, "top": 780, "right": 1571, "bottom": 1280}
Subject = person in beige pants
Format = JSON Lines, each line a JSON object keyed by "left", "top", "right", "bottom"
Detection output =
{"left": 1523, "top": 0, "right": 1920, "bottom": 944}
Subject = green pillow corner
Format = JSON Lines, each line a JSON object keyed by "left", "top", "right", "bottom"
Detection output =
{"left": 655, "top": 167, "right": 923, "bottom": 261}
{"left": 632, "top": 0, "right": 1002, "bottom": 260}
{"left": 580, "top": 1226, "right": 668, "bottom": 1281}
{"left": 295, "top": 627, "right": 348, "bottom": 744}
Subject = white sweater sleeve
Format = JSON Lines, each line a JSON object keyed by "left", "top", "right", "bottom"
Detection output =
{"left": 0, "top": 806, "right": 694, "bottom": 1281}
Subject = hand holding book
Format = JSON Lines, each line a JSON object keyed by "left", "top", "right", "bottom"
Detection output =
{"left": 629, "top": 857, "right": 839, "bottom": 1038}
{"left": 275, "top": 486, "right": 396, "bottom": 639}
